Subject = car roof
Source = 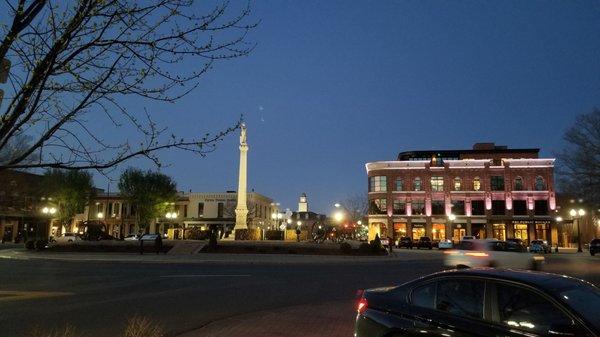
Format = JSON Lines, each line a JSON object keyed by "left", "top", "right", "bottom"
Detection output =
{"left": 419, "top": 268, "right": 593, "bottom": 293}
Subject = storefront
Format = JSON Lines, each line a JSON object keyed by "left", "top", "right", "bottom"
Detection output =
{"left": 492, "top": 223, "right": 506, "bottom": 241}
{"left": 412, "top": 224, "right": 425, "bottom": 240}
{"left": 452, "top": 224, "right": 466, "bottom": 243}
{"left": 535, "top": 222, "right": 550, "bottom": 242}
{"left": 393, "top": 222, "right": 407, "bottom": 240}
{"left": 432, "top": 223, "right": 446, "bottom": 241}
{"left": 513, "top": 223, "right": 528, "bottom": 243}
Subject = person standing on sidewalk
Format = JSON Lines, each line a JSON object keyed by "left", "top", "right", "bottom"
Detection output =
{"left": 387, "top": 236, "right": 394, "bottom": 255}
{"left": 155, "top": 234, "right": 163, "bottom": 254}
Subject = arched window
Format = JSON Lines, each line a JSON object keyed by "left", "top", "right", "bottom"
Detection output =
{"left": 514, "top": 177, "right": 524, "bottom": 191}
{"left": 395, "top": 178, "right": 403, "bottom": 191}
{"left": 534, "top": 176, "right": 546, "bottom": 191}
{"left": 414, "top": 177, "right": 422, "bottom": 191}
{"left": 473, "top": 177, "right": 481, "bottom": 191}
{"left": 454, "top": 177, "right": 462, "bottom": 191}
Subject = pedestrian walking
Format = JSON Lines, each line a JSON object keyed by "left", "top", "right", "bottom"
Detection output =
{"left": 388, "top": 236, "right": 394, "bottom": 255}
{"left": 139, "top": 237, "right": 144, "bottom": 255}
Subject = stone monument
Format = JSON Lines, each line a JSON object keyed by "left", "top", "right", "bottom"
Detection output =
{"left": 234, "top": 123, "right": 249, "bottom": 231}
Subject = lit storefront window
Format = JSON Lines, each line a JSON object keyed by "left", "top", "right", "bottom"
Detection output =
{"left": 412, "top": 225, "right": 425, "bottom": 240}
{"left": 493, "top": 223, "right": 506, "bottom": 241}
{"left": 432, "top": 223, "right": 446, "bottom": 240}
{"left": 394, "top": 223, "right": 407, "bottom": 239}
{"left": 514, "top": 223, "right": 528, "bottom": 242}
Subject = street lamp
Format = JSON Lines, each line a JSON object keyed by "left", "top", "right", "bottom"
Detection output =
{"left": 448, "top": 214, "right": 456, "bottom": 221}
{"left": 569, "top": 208, "right": 585, "bottom": 253}
{"left": 334, "top": 203, "right": 341, "bottom": 208}
{"left": 97, "top": 212, "right": 104, "bottom": 219}
{"left": 42, "top": 207, "right": 57, "bottom": 215}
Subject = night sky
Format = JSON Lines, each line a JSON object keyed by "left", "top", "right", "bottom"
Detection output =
{"left": 99, "top": 1, "right": 600, "bottom": 214}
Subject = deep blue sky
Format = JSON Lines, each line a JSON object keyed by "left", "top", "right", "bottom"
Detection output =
{"left": 100, "top": 1, "right": 600, "bottom": 214}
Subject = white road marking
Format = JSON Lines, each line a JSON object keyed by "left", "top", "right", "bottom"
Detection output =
{"left": 160, "top": 274, "right": 251, "bottom": 278}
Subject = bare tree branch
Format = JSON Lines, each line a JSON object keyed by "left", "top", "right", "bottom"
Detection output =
{"left": 0, "top": 0, "right": 257, "bottom": 171}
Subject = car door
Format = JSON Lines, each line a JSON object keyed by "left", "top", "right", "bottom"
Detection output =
{"left": 487, "top": 281, "right": 594, "bottom": 337}
{"left": 389, "top": 277, "right": 493, "bottom": 337}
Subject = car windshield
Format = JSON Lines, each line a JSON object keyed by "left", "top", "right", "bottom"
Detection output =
{"left": 557, "top": 284, "right": 600, "bottom": 330}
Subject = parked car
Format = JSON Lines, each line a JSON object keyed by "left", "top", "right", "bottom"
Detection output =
{"left": 355, "top": 268, "right": 600, "bottom": 337}
{"left": 591, "top": 238, "right": 600, "bottom": 256}
{"left": 437, "top": 239, "right": 453, "bottom": 250}
{"left": 461, "top": 235, "right": 476, "bottom": 241}
{"left": 54, "top": 233, "right": 82, "bottom": 244}
{"left": 139, "top": 234, "right": 161, "bottom": 245}
{"left": 398, "top": 236, "right": 413, "bottom": 249}
{"left": 416, "top": 236, "right": 432, "bottom": 250}
{"left": 506, "top": 238, "right": 527, "bottom": 252}
{"left": 123, "top": 234, "right": 140, "bottom": 241}
{"left": 444, "top": 239, "right": 544, "bottom": 270}
{"left": 530, "top": 239, "right": 551, "bottom": 254}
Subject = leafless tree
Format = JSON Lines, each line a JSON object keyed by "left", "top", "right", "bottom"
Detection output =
{"left": 0, "top": 0, "right": 257, "bottom": 171}
{"left": 223, "top": 199, "right": 256, "bottom": 225}
{"left": 557, "top": 108, "right": 600, "bottom": 206}
{"left": 339, "top": 194, "right": 368, "bottom": 224}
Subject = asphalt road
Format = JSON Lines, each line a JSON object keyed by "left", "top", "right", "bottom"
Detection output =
{"left": 0, "top": 251, "right": 598, "bottom": 337}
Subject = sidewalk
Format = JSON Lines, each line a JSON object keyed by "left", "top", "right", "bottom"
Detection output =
{"left": 176, "top": 300, "right": 354, "bottom": 337}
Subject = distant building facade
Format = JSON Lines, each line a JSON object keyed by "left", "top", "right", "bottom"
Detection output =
{"left": 290, "top": 193, "right": 327, "bottom": 233}
{"left": 366, "top": 143, "right": 559, "bottom": 245}
{"left": 82, "top": 190, "right": 278, "bottom": 237}
{"left": 0, "top": 170, "right": 47, "bottom": 242}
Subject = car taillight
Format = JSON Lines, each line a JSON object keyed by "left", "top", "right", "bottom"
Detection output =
{"left": 465, "top": 251, "right": 489, "bottom": 257}
{"left": 357, "top": 297, "right": 368, "bottom": 314}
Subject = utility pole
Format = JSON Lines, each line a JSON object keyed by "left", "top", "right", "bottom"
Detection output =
{"left": 0, "top": 58, "right": 10, "bottom": 108}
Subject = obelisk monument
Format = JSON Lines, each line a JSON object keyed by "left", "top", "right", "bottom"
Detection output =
{"left": 234, "top": 123, "right": 249, "bottom": 231}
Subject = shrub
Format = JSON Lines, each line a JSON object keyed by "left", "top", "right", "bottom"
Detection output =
{"left": 122, "top": 316, "right": 164, "bottom": 337}
{"left": 340, "top": 242, "right": 352, "bottom": 254}
{"left": 235, "top": 228, "right": 262, "bottom": 240}
{"left": 265, "top": 230, "right": 284, "bottom": 240}
{"left": 25, "top": 240, "right": 35, "bottom": 250}
{"left": 358, "top": 242, "right": 371, "bottom": 253}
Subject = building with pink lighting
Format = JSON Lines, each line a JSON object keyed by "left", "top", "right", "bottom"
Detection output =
{"left": 365, "top": 143, "right": 557, "bottom": 246}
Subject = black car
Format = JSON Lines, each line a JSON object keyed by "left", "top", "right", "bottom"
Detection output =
{"left": 591, "top": 238, "right": 600, "bottom": 256}
{"left": 506, "top": 238, "right": 527, "bottom": 252}
{"left": 398, "top": 236, "right": 413, "bottom": 249}
{"left": 416, "top": 236, "right": 432, "bottom": 249}
{"left": 355, "top": 268, "right": 600, "bottom": 337}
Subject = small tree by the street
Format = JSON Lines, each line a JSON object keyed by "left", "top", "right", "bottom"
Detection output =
{"left": 557, "top": 108, "right": 600, "bottom": 206}
{"left": 0, "top": 0, "right": 256, "bottom": 171}
{"left": 41, "top": 168, "right": 95, "bottom": 232}
{"left": 118, "top": 168, "right": 177, "bottom": 232}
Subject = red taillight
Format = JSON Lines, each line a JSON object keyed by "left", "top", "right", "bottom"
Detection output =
{"left": 357, "top": 297, "right": 368, "bottom": 314}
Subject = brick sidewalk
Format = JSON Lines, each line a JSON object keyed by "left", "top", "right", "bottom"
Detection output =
{"left": 177, "top": 300, "right": 355, "bottom": 337}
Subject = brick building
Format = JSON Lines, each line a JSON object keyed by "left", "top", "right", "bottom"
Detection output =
{"left": 366, "top": 143, "right": 558, "bottom": 245}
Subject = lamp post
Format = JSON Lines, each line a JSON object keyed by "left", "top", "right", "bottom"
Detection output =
{"left": 569, "top": 208, "right": 585, "bottom": 253}
{"left": 448, "top": 213, "right": 456, "bottom": 243}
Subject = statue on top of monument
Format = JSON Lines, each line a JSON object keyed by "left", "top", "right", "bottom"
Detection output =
{"left": 240, "top": 123, "right": 247, "bottom": 145}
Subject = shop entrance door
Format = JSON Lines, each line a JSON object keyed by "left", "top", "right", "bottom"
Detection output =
{"left": 452, "top": 228, "right": 466, "bottom": 243}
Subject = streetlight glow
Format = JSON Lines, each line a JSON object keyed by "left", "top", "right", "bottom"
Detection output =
{"left": 569, "top": 209, "right": 577, "bottom": 217}
{"left": 556, "top": 216, "right": 563, "bottom": 222}
{"left": 578, "top": 208, "right": 585, "bottom": 216}
{"left": 334, "top": 203, "right": 341, "bottom": 208}
{"left": 42, "top": 207, "right": 49, "bottom": 214}
{"left": 334, "top": 211, "right": 344, "bottom": 222}
{"left": 357, "top": 220, "right": 362, "bottom": 225}
{"left": 97, "top": 212, "right": 104, "bottom": 219}
{"left": 448, "top": 214, "right": 456, "bottom": 221}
